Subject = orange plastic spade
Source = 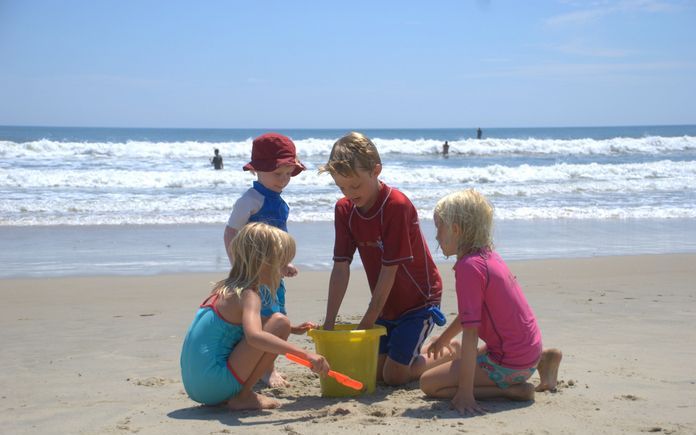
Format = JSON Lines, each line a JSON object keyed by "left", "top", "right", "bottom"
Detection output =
{"left": 285, "top": 353, "right": 364, "bottom": 391}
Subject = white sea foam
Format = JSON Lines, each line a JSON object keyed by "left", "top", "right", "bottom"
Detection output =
{"left": 4, "top": 201, "right": 696, "bottom": 226}
{"left": 2, "top": 133, "right": 695, "bottom": 226}
{"left": 3, "top": 159, "right": 694, "bottom": 190}
{"left": 2, "top": 134, "right": 695, "bottom": 159}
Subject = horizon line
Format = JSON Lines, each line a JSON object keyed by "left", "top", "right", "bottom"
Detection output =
{"left": 2, "top": 123, "right": 696, "bottom": 131}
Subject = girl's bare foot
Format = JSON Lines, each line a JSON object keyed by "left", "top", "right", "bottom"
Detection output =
{"left": 262, "top": 369, "right": 290, "bottom": 388}
{"left": 505, "top": 382, "right": 535, "bottom": 401}
{"left": 227, "top": 390, "right": 281, "bottom": 411}
{"left": 535, "top": 348, "right": 563, "bottom": 392}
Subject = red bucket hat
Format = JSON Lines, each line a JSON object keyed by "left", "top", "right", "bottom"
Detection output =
{"left": 243, "top": 133, "right": 306, "bottom": 176}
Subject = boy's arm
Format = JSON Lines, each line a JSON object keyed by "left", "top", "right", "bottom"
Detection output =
{"left": 357, "top": 264, "right": 398, "bottom": 330}
{"left": 223, "top": 226, "right": 238, "bottom": 266}
{"left": 224, "top": 191, "right": 262, "bottom": 265}
{"left": 322, "top": 261, "right": 350, "bottom": 330}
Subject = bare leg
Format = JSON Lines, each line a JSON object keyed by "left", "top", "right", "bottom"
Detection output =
{"left": 228, "top": 351, "right": 283, "bottom": 411}
{"left": 381, "top": 357, "right": 416, "bottom": 386}
{"left": 262, "top": 362, "right": 290, "bottom": 388}
{"left": 411, "top": 338, "right": 461, "bottom": 375}
{"left": 379, "top": 338, "right": 461, "bottom": 386}
{"left": 228, "top": 358, "right": 284, "bottom": 411}
{"left": 426, "top": 383, "right": 535, "bottom": 402}
{"left": 226, "top": 388, "right": 282, "bottom": 411}
{"left": 226, "top": 313, "right": 291, "bottom": 411}
{"left": 535, "top": 348, "right": 562, "bottom": 392}
{"left": 260, "top": 316, "right": 290, "bottom": 388}
{"left": 476, "top": 382, "right": 535, "bottom": 401}
{"left": 420, "top": 358, "right": 535, "bottom": 402}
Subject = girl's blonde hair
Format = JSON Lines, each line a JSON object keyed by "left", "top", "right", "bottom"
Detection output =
{"left": 213, "top": 222, "right": 296, "bottom": 298}
{"left": 434, "top": 189, "right": 494, "bottom": 257}
{"left": 319, "top": 131, "right": 382, "bottom": 177}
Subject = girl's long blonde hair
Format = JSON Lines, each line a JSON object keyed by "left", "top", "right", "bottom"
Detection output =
{"left": 213, "top": 222, "right": 296, "bottom": 298}
{"left": 434, "top": 189, "right": 494, "bottom": 257}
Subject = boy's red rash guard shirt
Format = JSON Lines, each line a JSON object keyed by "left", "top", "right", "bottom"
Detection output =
{"left": 333, "top": 182, "right": 442, "bottom": 320}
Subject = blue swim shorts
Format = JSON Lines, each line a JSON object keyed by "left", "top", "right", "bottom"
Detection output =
{"left": 477, "top": 353, "right": 536, "bottom": 389}
{"left": 376, "top": 305, "right": 446, "bottom": 366}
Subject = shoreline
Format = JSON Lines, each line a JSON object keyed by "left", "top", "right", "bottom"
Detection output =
{"left": 2, "top": 254, "right": 695, "bottom": 434}
{"left": 3, "top": 218, "right": 696, "bottom": 279}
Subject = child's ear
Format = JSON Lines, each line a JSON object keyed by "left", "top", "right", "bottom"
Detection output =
{"left": 451, "top": 223, "right": 462, "bottom": 235}
{"left": 372, "top": 164, "right": 382, "bottom": 177}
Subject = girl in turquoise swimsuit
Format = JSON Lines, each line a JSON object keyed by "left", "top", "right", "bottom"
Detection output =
{"left": 180, "top": 222, "right": 329, "bottom": 410}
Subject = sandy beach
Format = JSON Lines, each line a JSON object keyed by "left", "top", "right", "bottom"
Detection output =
{"left": 1, "top": 254, "right": 695, "bottom": 434}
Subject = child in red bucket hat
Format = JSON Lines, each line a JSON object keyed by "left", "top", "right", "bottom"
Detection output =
{"left": 243, "top": 133, "right": 305, "bottom": 176}
{"left": 224, "top": 132, "right": 311, "bottom": 388}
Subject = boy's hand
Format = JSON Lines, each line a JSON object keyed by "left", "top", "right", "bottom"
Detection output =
{"left": 356, "top": 318, "right": 375, "bottom": 331}
{"left": 283, "top": 263, "right": 298, "bottom": 278}
{"left": 426, "top": 335, "right": 453, "bottom": 360}
{"left": 290, "top": 321, "right": 317, "bottom": 335}
{"left": 451, "top": 390, "right": 486, "bottom": 416}
{"left": 307, "top": 353, "right": 330, "bottom": 376}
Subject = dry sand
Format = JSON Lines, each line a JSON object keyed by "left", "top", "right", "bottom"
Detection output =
{"left": 1, "top": 254, "right": 695, "bottom": 434}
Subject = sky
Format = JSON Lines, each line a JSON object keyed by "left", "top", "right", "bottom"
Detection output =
{"left": 1, "top": 0, "right": 695, "bottom": 129}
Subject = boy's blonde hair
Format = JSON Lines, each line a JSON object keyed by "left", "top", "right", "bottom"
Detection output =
{"left": 319, "top": 131, "right": 382, "bottom": 177}
{"left": 434, "top": 189, "right": 494, "bottom": 257}
{"left": 214, "top": 222, "right": 295, "bottom": 298}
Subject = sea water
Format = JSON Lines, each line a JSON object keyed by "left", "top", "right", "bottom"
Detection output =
{"left": 1, "top": 125, "right": 695, "bottom": 277}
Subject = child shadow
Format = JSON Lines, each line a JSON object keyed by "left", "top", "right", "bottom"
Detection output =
{"left": 282, "top": 380, "right": 403, "bottom": 404}
{"left": 167, "top": 404, "right": 317, "bottom": 427}
{"left": 167, "top": 380, "right": 417, "bottom": 427}
{"left": 401, "top": 397, "right": 534, "bottom": 419}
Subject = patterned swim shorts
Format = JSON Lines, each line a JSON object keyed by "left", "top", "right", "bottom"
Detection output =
{"left": 477, "top": 353, "right": 536, "bottom": 389}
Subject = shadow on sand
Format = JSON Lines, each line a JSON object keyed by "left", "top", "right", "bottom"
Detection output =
{"left": 168, "top": 380, "right": 534, "bottom": 426}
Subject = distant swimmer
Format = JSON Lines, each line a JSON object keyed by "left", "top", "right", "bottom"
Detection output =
{"left": 476, "top": 127, "right": 482, "bottom": 140}
{"left": 442, "top": 140, "right": 450, "bottom": 156}
{"left": 210, "top": 148, "right": 224, "bottom": 170}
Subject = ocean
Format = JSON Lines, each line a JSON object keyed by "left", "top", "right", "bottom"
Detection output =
{"left": 2, "top": 125, "right": 696, "bottom": 278}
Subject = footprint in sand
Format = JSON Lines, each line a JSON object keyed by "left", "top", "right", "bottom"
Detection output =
{"left": 128, "top": 376, "right": 176, "bottom": 387}
{"left": 332, "top": 407, "right": 351, "bottom": 416}
{"left": 369, "top": 408, "right": 387, "bottom": 417}
{"left": 555, "top": 379, "right": 577, "bottom": 390}
{"left": 115, "top": 416, "right": 139, "bottom": 433}
{"left": 283, "top": 426, "right": 301, "bottom": 435}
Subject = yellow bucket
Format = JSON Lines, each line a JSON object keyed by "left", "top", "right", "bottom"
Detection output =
{"left": 308, "top": 324, "right": 386, "bottom": 397}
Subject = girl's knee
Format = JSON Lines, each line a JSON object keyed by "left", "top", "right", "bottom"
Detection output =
{"left": 264, "top": 313, "right": 291, "bottom": 337}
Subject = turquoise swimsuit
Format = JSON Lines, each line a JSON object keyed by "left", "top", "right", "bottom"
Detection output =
{"left": 180, "top": 294, "right": 245, "bottom": 405}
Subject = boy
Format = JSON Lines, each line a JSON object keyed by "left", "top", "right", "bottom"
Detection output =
{"left": 319, "top": 132, "right": 453, "bottom": 386}
{"left": 224, "top": 132, "right": 309, "bottom": 387}
{"left": 210, "top": 148, "right": 224, "bottom": 170}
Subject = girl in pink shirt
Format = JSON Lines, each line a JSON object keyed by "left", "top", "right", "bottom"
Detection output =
{"left": 420, "top": 189, "right": 561, "bottom": 415}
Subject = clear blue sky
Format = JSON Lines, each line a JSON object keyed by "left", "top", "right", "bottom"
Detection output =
{"left": 1, "top": 0, "right": 695, "bottom": 128}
